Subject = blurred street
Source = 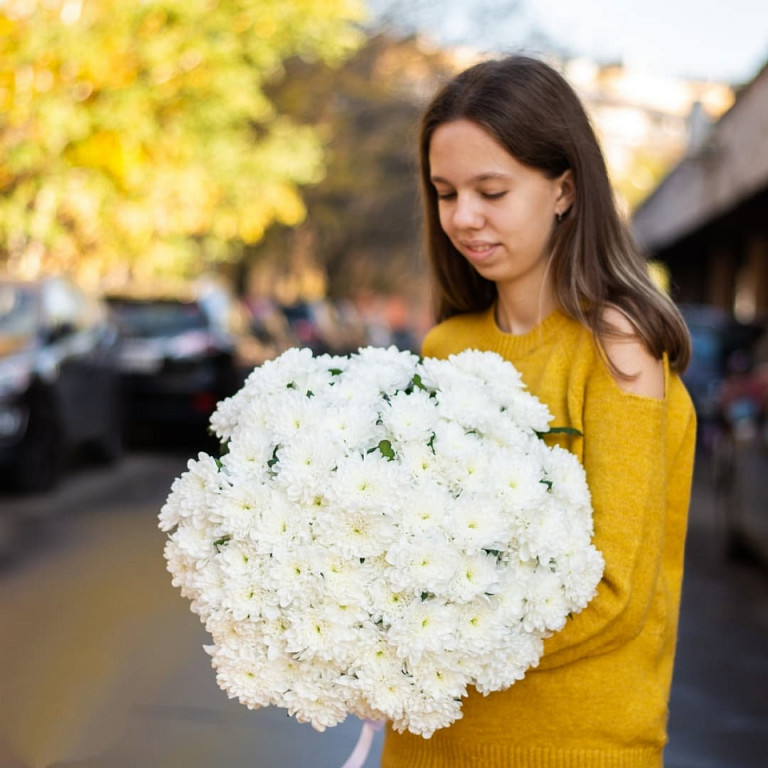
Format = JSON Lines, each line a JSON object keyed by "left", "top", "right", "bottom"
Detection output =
{"left": 0, "top": 444, "right": 766, "bottom": 768}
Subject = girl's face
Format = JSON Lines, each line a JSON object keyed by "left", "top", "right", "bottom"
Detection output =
{"left": 428, "top": 119, "right": 572, "bottom": 300}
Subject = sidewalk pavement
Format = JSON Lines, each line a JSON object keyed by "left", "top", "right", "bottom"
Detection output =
{"left": 665, "top": 452, "right": 768, "bottom": 768}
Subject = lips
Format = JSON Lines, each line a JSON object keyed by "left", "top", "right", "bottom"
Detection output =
{"left": 459, "top": 240, "right": 499, "bottom": 262}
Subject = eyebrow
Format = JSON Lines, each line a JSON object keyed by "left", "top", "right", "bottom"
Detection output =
{"left": 430, "top": 172, "right": 512, "bottom": 184}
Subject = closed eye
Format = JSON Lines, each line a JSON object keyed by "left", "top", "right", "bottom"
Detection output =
{"left": 435, "top": 191, "right": 456, "bottom": 201}
{"left": 482, "top": 191, "right": 507, "bottom": 200}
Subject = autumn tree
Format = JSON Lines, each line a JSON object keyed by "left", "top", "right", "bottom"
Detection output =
{"left": 0, "top": 0, "right": 365, "bottom": 285}
{"left": 257, "top": 34, "right": 459, "bottom": 304}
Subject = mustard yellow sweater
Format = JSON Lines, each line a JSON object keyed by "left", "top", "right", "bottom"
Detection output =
{"left": 381, "top": 307, "right": 696, "bottom": 768}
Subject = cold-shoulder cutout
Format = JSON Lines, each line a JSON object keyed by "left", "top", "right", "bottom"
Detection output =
{"left": 600, "top": 306, "right": 665, "bottom": 400}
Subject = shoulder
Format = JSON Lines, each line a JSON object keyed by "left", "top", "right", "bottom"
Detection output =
{"left": 599, "top": 306, "right": 665, "bottom": 400}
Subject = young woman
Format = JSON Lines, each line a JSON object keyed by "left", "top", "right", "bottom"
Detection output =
{"left": 380, "top": 55, "right": 697, "bottom": 768}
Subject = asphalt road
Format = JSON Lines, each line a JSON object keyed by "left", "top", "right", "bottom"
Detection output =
{"left": 0, "top": 445, "right": 766, "bottom": 768}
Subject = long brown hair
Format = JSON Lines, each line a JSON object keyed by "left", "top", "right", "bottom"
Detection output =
{"left": 419, "top": 55, "right": 691, "bottom": 373}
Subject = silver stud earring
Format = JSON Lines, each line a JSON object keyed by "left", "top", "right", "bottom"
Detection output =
{"left": 556, "top": 211, "right": 563, "bottom": 223}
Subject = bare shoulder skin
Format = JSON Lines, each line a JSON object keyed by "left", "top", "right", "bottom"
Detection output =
{"left": 600, "top": 306, "right": 665, "bottom": 400}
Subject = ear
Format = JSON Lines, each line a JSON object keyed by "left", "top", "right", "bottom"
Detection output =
{"left": 555, "top": 170, "right": 575, "bottom": 217}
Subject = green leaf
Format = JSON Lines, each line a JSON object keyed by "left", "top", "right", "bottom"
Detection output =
{"left": 378, "top": 439, "right": 395, "bottom": 461}
{"left": 536, "top": 426, "right": 583, "bottom": 439}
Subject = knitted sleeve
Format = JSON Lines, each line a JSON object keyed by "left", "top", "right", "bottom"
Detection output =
{"left": 536, "top": 358, "right": 694, "bottom": 669}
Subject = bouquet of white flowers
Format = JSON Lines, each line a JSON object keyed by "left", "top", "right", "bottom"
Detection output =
{"left": 160, "top": 346, "right": 604, "bottom": 738}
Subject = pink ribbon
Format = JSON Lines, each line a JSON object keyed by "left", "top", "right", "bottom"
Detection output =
{"left": 339, "top": 719, "right": 385, "bottom": 768}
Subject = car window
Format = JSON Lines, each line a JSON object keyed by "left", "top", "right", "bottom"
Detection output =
{"left": 109, "top": 301, "right": 209, "bottom": 337}
{"left": 0, "top": 284, "right": 37, "bottom": 337}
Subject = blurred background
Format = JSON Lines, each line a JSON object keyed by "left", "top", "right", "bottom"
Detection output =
{"left": 1, "top": 1, "right": 768, "bottom": 766}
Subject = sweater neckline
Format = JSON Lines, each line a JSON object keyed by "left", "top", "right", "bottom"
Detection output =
{"left": 479, "top": 304, "right": 571, "bottom": 357}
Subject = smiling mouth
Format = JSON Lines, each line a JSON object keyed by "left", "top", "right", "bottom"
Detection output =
{"left": 461, "top": 242, "right": 498, "bottom": 259}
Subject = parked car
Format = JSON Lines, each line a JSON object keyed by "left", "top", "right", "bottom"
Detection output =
{"left": 0, "top": 276, "right": 123, "bottom": 491}
{"left": 679, "top": 303, "right": 763, "bottom": 446}
{"left": 106, "top": 295, "right": 243, "bottom": 428}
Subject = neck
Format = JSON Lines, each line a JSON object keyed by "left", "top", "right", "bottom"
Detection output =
{"left": 495, "top": 283, "right": 557, "bottom": 335}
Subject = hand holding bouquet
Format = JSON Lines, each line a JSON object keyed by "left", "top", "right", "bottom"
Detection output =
{"left": 160, "top": 346, "right": 603, "bottom": 737}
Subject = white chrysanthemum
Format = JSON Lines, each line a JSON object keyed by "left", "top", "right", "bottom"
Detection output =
{"left": 215, "top": 543, "right": 269, "bottom": 621}
{"left": 450, "top": 349, "right": 553, "bottom": 433}
{"left": 159, "top": 452, "right": 223, "bottom": 531}
{"left": 521, "top": 566, "right": 570, "bottom": 633}
{"left": 482, "top": 410, "right": 540, "bottom": 450}
{"left": 430, "top": 420, "right": 485, "bottom": 486}
{"left": 273, "top": 433, "right": 338, "bottom": 505}
{"left": 314, "top": 548, "right": 373, "bottom": 605}
{"left": 282, "top": 668, "right": 352, "bottom": 731}
{"left": 385, "top": 531, "right": 459, "bottom": 596}
{"left": 388, "top": 599, "right": 460, "bottom": 664}
{"left": 345, "top": 345, "right": 420, "bottom": 392}
{"left": 320, "top": 504, "right": 397, "bottom": 560}
{"left": 418, "top": 355, "right": 480, "bottom": 399}
{"left": 410, "top": 653, "right": 469, "bottom": 702}
{"left": 213, "top": 483, "right": 268, "bottom": 539}
{"left": 381, "top": 388, "right": 437, "bottom": 444}
{"left": 317, "top": 405, "right": 382, "bottom": 452}
{"left": 268, "top": 543, "right": 324, "bottom": 607}
{"left": 209, "top": 392, "right": 244, "bottom": 442}
{"left": 503, "top": 394, "right": 553, "bottom": 435}
{"left": 284, "top": 601, "right": 363, "bottom": 663}
{"left": 326, "top": 452, "right": 404, "bottom": 514}
{"left": 516, "top": 502, "right": 572, "bottom": 564}
{"left": 323, "top": 375, "right": 383, "bottom": 416}
{"left": 163, "top": 538, "right": 198, "bottom": 598}
{"left": 445, "top": 551, "right": 501, "bottom": 603}
{"left": 493, "top": 560, "right": 534, "bottom": 624}
{"left": 543, "top": 443, "right": 593, "bottom": 512}
{"left": 248, "top": 346, "right": 321, "bottom": 396}
{"left": 188, "top": 557, "right": 227, "bottom": 619}
{"left": 487, "top": 449, "right": 550, "bottom": 515}
{"left": 560, "top": 546, "right": 605, "bottom": 608}
{"left": 261, "top": 388, "right": 320, "bottom": 443}
{"left": 205, "top": 612, "right": 262, "bottom": 649}
{"left": 473, "top": 629, "right": 543, "bottom": 693}
{"left": 446, "top": 496, "right": 510, "bottom": 552}
{"left": 219, "top": 426, "right": 274, "bottom": 482}
{"left": 397, "top": 440, "right": 440, "bottom": 482}
{"left": 208, "top": 641, "right": 274, "bottom": 709}
{"left": 366, "top": 578, "right": 412, "bottom": 626}
{"left": 392, "top": 689, "right": 463, "bottom": 739}
{"left": 397, "top": 482, "right": 453, "bottom": 537}
{"left": 432, "top": 377, "right": 504, "bottom": 435}
{"left": 449, "top": 348, "right": 522, "bottom": 390}
{"left": 452, "top": 598, "right": 507, "bottom": 655}
{"left": 248, "top": 489, "right": 312, "bottom": 554}
{"left": 161, "top": 345, "right": 604, "bottom": 738}
{"left": 169, "top": 519, "right": 216, "bottom": 561}
{"left": 351, "top": 640, "right": 415, "bottom": 720}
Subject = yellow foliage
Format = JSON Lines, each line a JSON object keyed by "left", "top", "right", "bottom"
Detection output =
{"left": 0, "top": 0, "right": 365, "bottom": 279}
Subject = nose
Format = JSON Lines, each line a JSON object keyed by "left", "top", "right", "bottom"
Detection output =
{"left": 450, "top": 193, "right": 484, "bottom": 230}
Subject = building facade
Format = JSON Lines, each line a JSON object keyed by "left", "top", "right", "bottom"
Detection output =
{"left": 631, "top": 62, "right": 768, "bottom": 322}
